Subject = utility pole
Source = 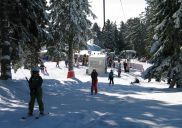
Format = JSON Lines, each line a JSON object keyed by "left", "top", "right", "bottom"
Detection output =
{"left": 102, "top": 0, "right": 105, "bottom": 31}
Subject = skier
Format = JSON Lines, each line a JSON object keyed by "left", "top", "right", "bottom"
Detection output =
{"left": 44, "top": 67, "right": 48, "bottom": 74}
{"left": 56, "top": 61, "right": 59, "bottom": 67}
{"left": 91, "top": 69, "right": 98, "bottom": 95}
{"left": 65, "top": 58, "right": 68, "bottom": 68}
{"left": 28, "top": 67, "right": 44, "bottom": 115}
{"left": 118, "top": 62, "right": 121, "bottom": 77}
{"left": 123, "top": 61, "right": 127, "bottom": 72}
{"left": 108, "top": 70, "right": 114, "bottom": 85}
{"left": 40, "top": 63, "right": 45, "bottom": 73}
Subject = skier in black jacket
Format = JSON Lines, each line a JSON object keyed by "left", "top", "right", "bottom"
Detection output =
{"left": 28, "top": 67, "right": 44, "bottom": 115}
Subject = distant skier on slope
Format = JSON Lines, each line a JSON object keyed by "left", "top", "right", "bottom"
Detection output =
{"left": 65, "top": 58, "right": 68, "bottom": 68}
{"left": 118, "top": 62, "right": 121, "bottom": 77}
{"left": 28, "top": 67, "right": 44, "bottom": 116}
{"left": 56, "top": 61, "right": 59, "bottom": 68}
{"left": 91, "top": 69, "right": 98, "bottom": 95}
{"left": 40, "top": 63, "right": 45, "bottom": 73}
{"left": 123, "top": 61, "right": 127, "bottom": 72}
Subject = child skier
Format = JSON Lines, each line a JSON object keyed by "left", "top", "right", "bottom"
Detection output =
{"left": 28, "top": 67, "right": 44, "bottom": 115}
{"left": 91, "top": 69, "right": 98, "bottom": 95}
{"left": 40, "top": 63, "right": 45, "bottom": 73}
{"left": 44, "top": 67, "right": 48, "bottom": 74}
{"left": 108, "top": 70, "right": 114, "bottom": 85}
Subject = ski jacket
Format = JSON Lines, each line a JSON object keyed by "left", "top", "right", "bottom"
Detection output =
{"left": 109, "top": 72, "right": 114, "bottom": 78}
{"left": 65, "top": 58, "right": 68, "bottom": 64}
{"left": 123, "top": 62, "right": 127, "bottom": 68}
{"left": 29, "top": 75, "right": 43, "bottom": 90}
{"left": 40, "top": 65, "right": 45, "bottom": 68}
{"left": 86, "top": 56, "right": 88, "bottom": 60}
{"left": 91, "top": 72, "right": 98, "bottom": 81}
{"left": 118, "top": 63, "right": 121, "bottom": 69}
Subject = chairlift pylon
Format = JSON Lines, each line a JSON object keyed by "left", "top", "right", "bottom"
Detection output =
{"left": 102, "top": 0, "right": 105, "bottom": 31}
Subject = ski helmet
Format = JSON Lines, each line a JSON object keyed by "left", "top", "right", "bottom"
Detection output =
{"left": 32, "top": 67, "right": 39, "bottom": 72}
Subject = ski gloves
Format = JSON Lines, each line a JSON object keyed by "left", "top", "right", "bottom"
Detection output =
{"left": 30, "top": 88, "right": 38, "bottom": 96}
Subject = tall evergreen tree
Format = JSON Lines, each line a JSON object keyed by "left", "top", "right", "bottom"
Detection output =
{"left": 129, "top": 17, "right": 147, "bottom": 56}
{"left": 18, "top": 0, "right": 52, "bottom": 70}
{"left": 0, "top": 0, "right": 52, "bottom": 79}
{"left": 102, "top": 19, "right": 115, "bottom": 51}
{"left": 91, "top": 22, "right": 101, "bottom": 47}
{"left": 49, "top": 0, "right": 96, "bottom": 71}
{"left": 145, "top": 5, "right": 156, "bottom": 53}
{"left": 143, "top": 0, "right": 182, "bottom": 84}
{"left": 0, "top": 0, "right": 11, "bottom": 80}
{"left": 116, "top": 21, "right": 126, "bottom": 55}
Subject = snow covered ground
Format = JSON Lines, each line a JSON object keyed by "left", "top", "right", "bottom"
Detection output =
{"left": 0, "top": 61, "right": 182, "bottom": 128}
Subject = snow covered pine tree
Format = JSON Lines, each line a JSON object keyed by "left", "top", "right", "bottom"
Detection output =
{"left": 49, "top": 0, "right": 96, "bottom": 72}
{"left": 143, "top": 0, "right": 182, "bottom": 88}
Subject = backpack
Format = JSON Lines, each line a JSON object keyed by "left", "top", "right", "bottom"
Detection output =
{"left": 109, "top": 73, "right": 113, "bottom": 78}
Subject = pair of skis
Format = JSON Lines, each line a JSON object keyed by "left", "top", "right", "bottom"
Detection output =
{"left": 21, "top": 113, "right": 48, "bottom": 119}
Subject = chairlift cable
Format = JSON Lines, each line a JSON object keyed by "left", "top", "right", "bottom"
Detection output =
{"left": 120, "top": 0, "right": 126, "bottom": 22}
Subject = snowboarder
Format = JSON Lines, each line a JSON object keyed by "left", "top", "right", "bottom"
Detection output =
{"left": 40, "top": 63, "right": 45, "bottom": 73}
{"left": 91, "top": 69, "right": 98, "bottom": 95}
{"left": 56, "top": 61, "right": 59, "bottom": 67}
{"left": 28, "top": 67, "right": 44, "bottom": 115}
{"left": 108, "top": 70, "right": 114, "bottom": 85}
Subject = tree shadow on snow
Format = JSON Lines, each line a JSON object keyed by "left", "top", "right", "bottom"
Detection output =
{"left": 1, "top": 79, "right": 182, "bottom": 128}
{"left": 41, "top": 80, "right": 182, "bottom": 128}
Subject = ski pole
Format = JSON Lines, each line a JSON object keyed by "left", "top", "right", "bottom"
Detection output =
{"left": 20, "top": 68, "right": 29, "bottom": 82}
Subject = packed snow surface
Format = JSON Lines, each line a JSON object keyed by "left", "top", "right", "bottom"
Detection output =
{"left": 0, "top": 60, "right": 182, "bottom": 128}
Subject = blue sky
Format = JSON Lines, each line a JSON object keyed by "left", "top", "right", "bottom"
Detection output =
{"left": 88, "top": 0, "right": 147, "bottom": 27}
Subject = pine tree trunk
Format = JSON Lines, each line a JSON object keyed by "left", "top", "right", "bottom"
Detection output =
{"left": 0, "top": 0, "right": 12, "bottom": 80}
{"left": 68, "top": 40, "right": 73, "bottom": 71}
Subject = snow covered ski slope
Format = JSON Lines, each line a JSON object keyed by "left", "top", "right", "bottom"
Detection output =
{"left": 0, "top": 61, "right": 182, "bottom": 128}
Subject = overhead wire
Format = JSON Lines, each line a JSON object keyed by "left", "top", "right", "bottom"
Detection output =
{"left": 119, "top": 0, "right": 126, "bottom": 22}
